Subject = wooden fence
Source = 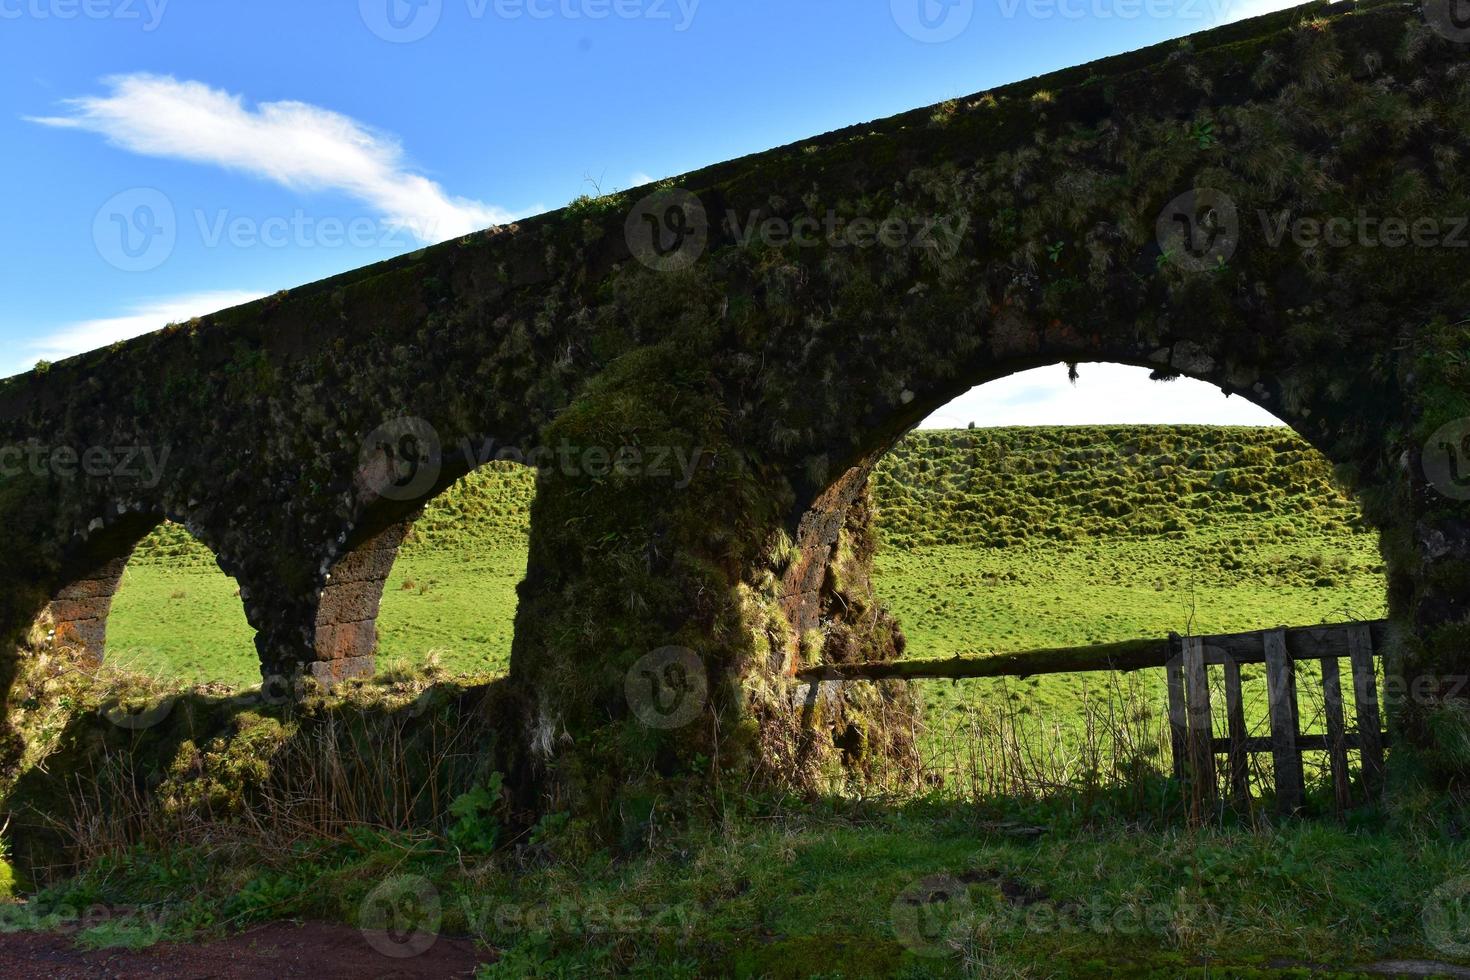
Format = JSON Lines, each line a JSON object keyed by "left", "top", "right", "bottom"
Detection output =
{"left": 797, "top": 619, "right": 1391, "bottom": 814}
{"left": 1165, "top": 621, "right": 1389, "bottom": 813}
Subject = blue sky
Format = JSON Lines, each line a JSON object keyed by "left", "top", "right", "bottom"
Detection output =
{"left": 0, "top": 0, "right": 1300, "bottom": 421}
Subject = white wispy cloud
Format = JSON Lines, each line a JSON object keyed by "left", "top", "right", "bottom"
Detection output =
{"left": 28, "top": 74, "right": 519, "bottom": 243}
{"left": 5, "top": 289, "right": 264, "bottom": 379}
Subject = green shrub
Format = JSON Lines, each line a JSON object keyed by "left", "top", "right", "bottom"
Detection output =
{"left": 448, "top": 773, "right": 505, "bottom": 856}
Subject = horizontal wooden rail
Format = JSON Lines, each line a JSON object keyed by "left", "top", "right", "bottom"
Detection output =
{"left": 795, "top": 620, "right": 1389, "bottom": 684}
{"left": 1190, "top": 621, "right": 1390, "bottom": 667}
{"left": 798, "top": 618, "right": 1394, "bottom": 814}
{"left": 796, "top": 637, "right": 1170, "bottom": 682}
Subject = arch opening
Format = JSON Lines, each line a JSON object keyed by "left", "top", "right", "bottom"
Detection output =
{"left": 40, "top": 518, "right": 257, "bottom": 689}
{"left": 814, "top": 360, "right": 1392, "bottom": 805}
{"left": 332, "top": 460, "right": 536, "bottom": 683}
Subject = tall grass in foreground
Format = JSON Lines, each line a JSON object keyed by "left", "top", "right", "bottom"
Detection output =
{"left": 860, "top": 674, "right": 1173, "bottom": 813}
{"left": 857, "top": 671, "right": 1365, "bottom": 827}
{"left": 34, "top": 677, "right": 500, "bottom": 880}
{"left": 31, "top": 664, "right": 1375, "bottom": 885}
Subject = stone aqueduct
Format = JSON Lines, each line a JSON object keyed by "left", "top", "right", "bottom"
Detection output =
{"left": 1, "top": 1, "right": 1468, "bottom": 797}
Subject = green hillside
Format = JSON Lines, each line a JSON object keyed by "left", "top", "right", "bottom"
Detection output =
{"left": 109, "top": 426, "right": 1385, "bottom": 696}
{"left": 870, "top": 425, "right": 1383, "bottom": 650}
{"left": 875, "top": 425, "right": 1367, "bottom": 553}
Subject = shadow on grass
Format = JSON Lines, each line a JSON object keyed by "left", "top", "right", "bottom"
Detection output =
{"left": 2, "top": 670, "right": 1466, "bottom": 978}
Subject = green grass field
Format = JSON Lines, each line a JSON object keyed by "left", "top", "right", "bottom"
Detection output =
{"left": 23, "top": 800, "right": 1467, "bottom": 977}
{"left": 17, "top": 429, "right": 1463, "bottom": 975}
{"left": 107, "top": 426, "right": 1387, "bottom": 752}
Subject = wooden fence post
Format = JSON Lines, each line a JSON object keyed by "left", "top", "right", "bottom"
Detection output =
{"left": 1320, "top": 656, "right": 1351, "bottom": 813}
{"left": 1347, "top": 624, "right": 1384, "bottom": 800}
{"left": 1182, "top": 636, "right": 1217, "bottom": 808}
{"left": 1166, "top": 634, "right": 1187, "bottom": 781}
{"left": 1222, "top": 652, "right": 1251, "bottom": 807}
{"left": 1263, "top": 629, "right": 1305, "bottom": 814}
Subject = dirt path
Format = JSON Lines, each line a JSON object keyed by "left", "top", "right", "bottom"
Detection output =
{"left": 5, "top": 925, "right": 1468, "bottom": 978}
{"left": 0, "top": 922, "right": 492, "bottom": 979}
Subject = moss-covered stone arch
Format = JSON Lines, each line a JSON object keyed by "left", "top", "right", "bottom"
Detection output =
{"left": 318, "top": 457, "right": 537, "bottom": 682}
{"left": 495, "top": 2, "right": 1470, "bottom": 814}
{"left": 1, "top": 0, "right": 1466, "bottom": 814}
{"left": 38, "top": 513, "right": 257, "bottom": 673}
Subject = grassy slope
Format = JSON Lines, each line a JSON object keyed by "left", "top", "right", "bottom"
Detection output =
{"left": 105, "top": 425, "right": 1389, "bottom": 810}
{"left": 25, "top": 429, "right": 1468, "bottom": 976}
{"left": 110, "top": 426, "right": 1386, "bottom": 746}
{"left": 110, "top": 464, "right": 535, "bottom": 687}
{"left": 865, "top": 427, "right": 1385, "bottom": 755}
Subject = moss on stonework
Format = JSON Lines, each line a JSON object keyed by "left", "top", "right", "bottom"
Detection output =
{"left": 0, "top": 0, "right": 1467, "bottom": 816}
{"left": 2, "top": 659, "right": 517, "bottom": 884}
